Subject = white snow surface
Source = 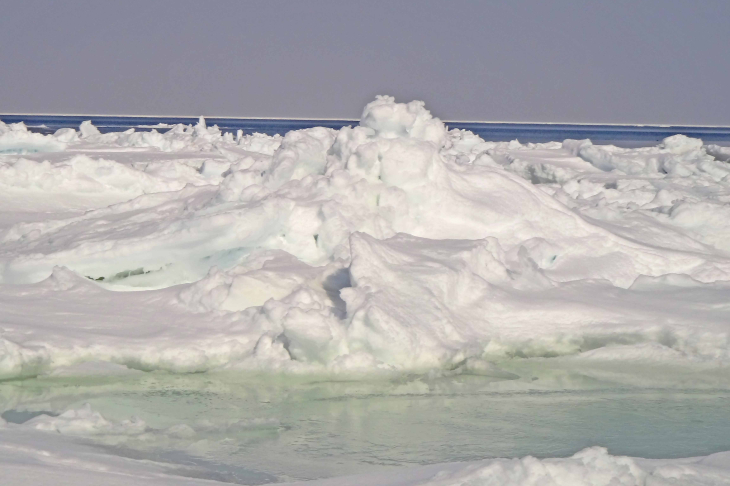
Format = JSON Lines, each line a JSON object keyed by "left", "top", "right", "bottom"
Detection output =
{"left": 2, "top": 96, "right": 730, "bottom": 379}
{"left": 4, "top": 96, "right": 730, "bottom": 484}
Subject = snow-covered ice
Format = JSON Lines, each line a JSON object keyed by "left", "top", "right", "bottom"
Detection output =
{"left": 2, "top": 96, "right": 730, "bottom": 484}
{"left": 3, "top": 97, "right": 730, "bottom": 377}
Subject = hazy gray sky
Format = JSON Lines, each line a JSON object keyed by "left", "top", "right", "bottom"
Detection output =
{"left": 1, "top": 0, "right": 728, "bottom": 124}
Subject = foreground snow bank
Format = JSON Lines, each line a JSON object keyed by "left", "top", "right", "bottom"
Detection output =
{"left": 0, "top": 427, "right": 228, "bottom": 486}
{"left": 2, "top": 96, "right": 730, "bottom": 378}
{"left": 408, "top": 448, "right": 730, "bottom": 486}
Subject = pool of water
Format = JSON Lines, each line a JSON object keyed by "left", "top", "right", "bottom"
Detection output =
{"left": 3, "top": 366, "right": 730, "bottom": 483}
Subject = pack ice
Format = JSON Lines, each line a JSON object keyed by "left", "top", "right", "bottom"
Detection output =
{"left": 2, "top": 96, "right": 730, "bottom": 380}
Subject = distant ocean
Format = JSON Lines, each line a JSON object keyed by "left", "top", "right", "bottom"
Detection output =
{"left": 3, "top": 114, "right": 730, "bottom": 144}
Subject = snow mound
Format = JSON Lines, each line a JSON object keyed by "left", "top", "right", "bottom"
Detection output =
{"left": 1, "top": 97, "right": 730, "bottom": 378}
{"left": 26, "top": 403, "right": 147, "bottom": 436}
{"left": 413, "top": 447, "right": 730, "bottom": 486}
{"left": 0, "top": 120, "right": 66, "bottom": 154}
{"left": 0, "top": 155, "right": 188, "bottom": 195}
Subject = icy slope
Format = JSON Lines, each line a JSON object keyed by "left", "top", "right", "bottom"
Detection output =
{"left": 1, "top": 97, "right": 730, "bottom": 378}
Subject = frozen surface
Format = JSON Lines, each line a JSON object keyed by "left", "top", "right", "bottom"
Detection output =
{"left": 2, "top": 97, "right": 730, "bottom": 484}
{"left": 3, "top": 373, "right": 730, "bottom": 485}
{"left": 6, "top": 423, "right": 730, "bottom": 486}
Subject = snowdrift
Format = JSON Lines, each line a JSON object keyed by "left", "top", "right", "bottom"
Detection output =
{"left": 1, "top": 96, "right": 730, "bottom": 379}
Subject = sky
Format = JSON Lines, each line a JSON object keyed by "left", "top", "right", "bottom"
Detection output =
{"left": 1, "top": 0, "right": 729, "bottom": 124}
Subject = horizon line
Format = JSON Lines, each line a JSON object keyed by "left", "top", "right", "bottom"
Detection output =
{"left": 2, "top": 113, "right": 730, "bottom": 129}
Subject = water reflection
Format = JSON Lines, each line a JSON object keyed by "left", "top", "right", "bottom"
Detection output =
{"left": 2, "top": 366, "right": 730, "bottom": 482}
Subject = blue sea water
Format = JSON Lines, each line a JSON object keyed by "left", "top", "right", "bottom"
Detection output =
{"left": 3, "top": 114, "right": 730, "bottom": 144}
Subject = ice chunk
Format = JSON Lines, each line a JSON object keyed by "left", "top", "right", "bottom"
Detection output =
{"left": 0, "top": 120, "right": 66, "bottom": 154}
